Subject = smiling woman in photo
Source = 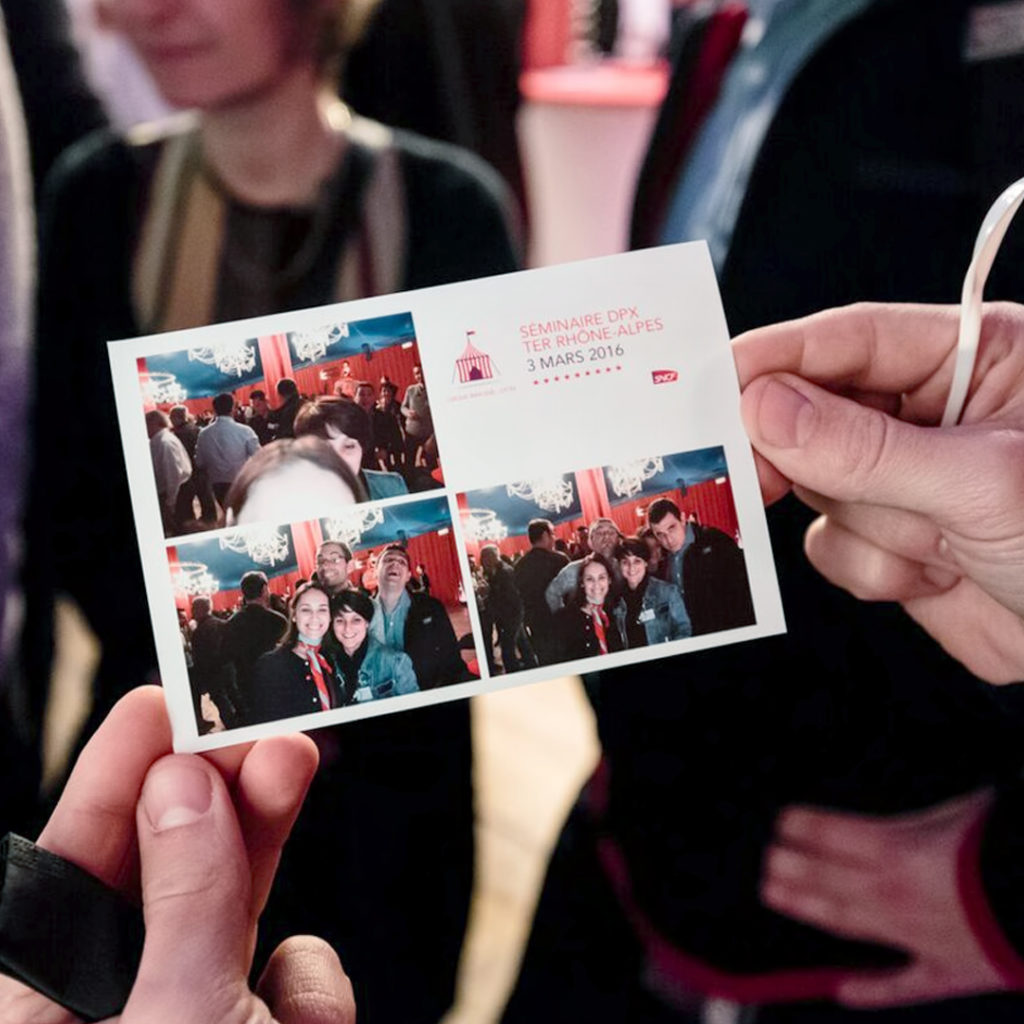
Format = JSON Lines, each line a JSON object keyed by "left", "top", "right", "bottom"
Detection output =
{"left": 248, "top": 582, "right": 340, "bottom": 724}
{"left": 555, "top": 552, "right": 623, "bottom": 662}
{"left": 324, "top": 589, "right": 418, "bottom": 704}
{"left": 611, "top": 535, "right": 691, "bottom": 648}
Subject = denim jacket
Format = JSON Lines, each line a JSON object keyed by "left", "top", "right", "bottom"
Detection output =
{"left": 612, "top": 576, "right": 691, "bottom": 648}
{"left": 336, "top": 639, "right": 420, "bottom": 705}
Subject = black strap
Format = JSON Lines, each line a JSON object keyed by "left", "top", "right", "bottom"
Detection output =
{"left": 0, "top": 833, "right": 143, "bottom": 1022}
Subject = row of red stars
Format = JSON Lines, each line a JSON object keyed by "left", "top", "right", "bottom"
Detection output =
{"left": 532, "top": 365, "right": 624, "bottom": 385}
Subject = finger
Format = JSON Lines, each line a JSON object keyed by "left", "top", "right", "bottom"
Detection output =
{"left": 774, "top": 805, "right": 900, "bottom": 866}
{"left": 37, "top": 685, "right": 171, "bottom": 890}
{"left": 803, "top": 516, "right": 959, "bottom": 604}
{"left": 125, "top": 755, "right": 253, "bottom": 1020}
{"left": 794, "top": 488, "right": 953, "bottom": 571}
{"left": 760, "top": 875, "right": 894, "bottom": 945}
{"left": 733, "top": 302, "right": 959, "bottom": 398}
{"left": 0, "top": 976, "right": 80, "bottom": 1024}
{"left": 256, "top": 936, "right": 356, "bottom": 1024}
{"left": 202, "top": 741, "right": 257, "bottom": 792}
{"left": 836, "top": 964, "right": 987, "bottom": 1009}
{"left": 905, "top": 582, "right": 1024, "bottom": 685}
{"left": 740, "top": 372, "right": 1024, "bottom": 528}
{"left": 763, "top": 846, "right": 878, "bottom": 911}
{"left": 752, "top": 449, "right": 792, "bottom": 506}
{"left": 233, "top": 734, "right": 319, "bottom": 918}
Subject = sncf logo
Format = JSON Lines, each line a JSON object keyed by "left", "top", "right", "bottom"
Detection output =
{"left": 652, "top": 369, "right": 678, "bottom": 385}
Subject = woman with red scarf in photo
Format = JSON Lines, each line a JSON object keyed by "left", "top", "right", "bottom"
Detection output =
{"left": 248, "top": 583, "right": 341, "bottom": 725}
{"left": 554, "top": 553, "right": 623, "bottom": 663}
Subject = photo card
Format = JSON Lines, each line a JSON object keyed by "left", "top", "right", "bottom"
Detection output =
{"left": 110, "top": 243, "right": 786, "bottom": 751}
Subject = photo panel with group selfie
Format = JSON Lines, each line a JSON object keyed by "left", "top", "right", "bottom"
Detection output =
{"left": 137, "top": 310, "right": 442, "bottom": 539}
{"left": 457, "top": 446, "right": 754, "bottom": 677}
{"left": 168, "top": 494, "right": 480, "bottom": 740}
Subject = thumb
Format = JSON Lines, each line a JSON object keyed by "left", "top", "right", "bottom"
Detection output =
{"left": 740, "top": 373, "right": 997, "bottom": 525}
{"left": 123, "top": 755, "right": 254, "bottom": 1022}
{"left": 257, "top": 936, "right": 356, "bottom": 1024}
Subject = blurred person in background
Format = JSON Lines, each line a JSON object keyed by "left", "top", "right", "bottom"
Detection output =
{"left": 506, "top": 2, "right": 1024, "bottom": 1023}
{"left": 26, "top": 2, "right": 518, "bottom": 1021}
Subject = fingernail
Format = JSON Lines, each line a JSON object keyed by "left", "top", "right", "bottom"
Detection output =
{"left": 754, "top": 377, "right": 814, "bottom": 449}
{"left": 142, "top": 758, "right": 213, "bottom": 833}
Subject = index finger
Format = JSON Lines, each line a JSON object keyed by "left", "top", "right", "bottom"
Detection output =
{"left": 733, "top": 303, "right": 961, "bottom": 404}
{"left": 37, "top": 685, "right": 171, "bottom": 888}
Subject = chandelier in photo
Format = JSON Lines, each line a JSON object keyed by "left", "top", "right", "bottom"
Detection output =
{"left": 139, "top": 371, "right": 187, "bottom": 406}
{"left": 324, "top": 506, "right": 385, "bottom": 550}
{"left": 461, "top": 508, "right": 508, "bottom": 543}
{"left": 606, "top": 457, "right": 665, "bottom": 499}
{"left": 506, "top": 476, "right": 575, "bottom": 514}
{"left": 171, "top": 562, "right": 218, "bottom": 597}
{"left": 219, "top": 526, "right": 291, "bottom": 568}
{"left": 188, "top": 340, "right": 256, "bottom": 378}
{"left": 290, "top": 322, "right": 350, "bottom": 364}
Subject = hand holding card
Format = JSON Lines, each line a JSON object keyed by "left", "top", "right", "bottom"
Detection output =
{"left": 0, "top": 687, "right": 352, "bottom": 1023}
{"left": 734, "top": 301, "right": 1024, "bottom": 684}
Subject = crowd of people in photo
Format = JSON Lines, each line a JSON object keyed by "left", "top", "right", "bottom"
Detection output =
{"left": 184, "top": 539, "right": 470, "bottom": 733}
{"left": 147, "top": 364, "right": 440, "bottom": 537}
{"left": 469, "top": 496, "right": 755, "bottom": 674}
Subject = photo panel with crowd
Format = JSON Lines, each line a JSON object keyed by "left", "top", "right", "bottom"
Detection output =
{"left": 457, "top": 446, "right": 755, "bottom": 675}
{"left": 168, "top": 495, "right": 478, "bottom": 735}
{"left": 138, "top": 311, "right": 443, "bottom": 539}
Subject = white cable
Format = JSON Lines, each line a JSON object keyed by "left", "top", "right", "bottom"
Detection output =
{"left": 942, "top": 175, "right": 1024, "bottom": 426}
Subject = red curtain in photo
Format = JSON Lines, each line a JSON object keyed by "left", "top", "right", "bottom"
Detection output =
{"left": 258, "top": 334, "right": 295, "bottom": 397}
{"left": 292, "top": 345, "right": 420, "bottom": 399}
{"left": 610, "top": 478, "right": 741, "bottom": 541}
{"left": 405, "top": 530, "right": 461, "bottom": 606}
{"left": 138, "top": 357, "right": 155, "bottom": 412}
{"left": 575, "top": 467, "right": 612, "bottom": 524}
{"left": 291, "top": 520, "right": 325, "bottom": 579}
{"left": 684, "top": 477, "right": 739, "bottom": 540}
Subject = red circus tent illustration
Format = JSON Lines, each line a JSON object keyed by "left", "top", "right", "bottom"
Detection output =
{"left": 454, "top": 330, "right": 498, "bottom": 382}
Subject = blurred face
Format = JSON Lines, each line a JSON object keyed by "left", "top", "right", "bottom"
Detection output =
{"left": 324, "top": 426, "right": 363, "bottom": 476}
{"left": 413, "top": 366, "right": 423, "bottom": 384}
{"left": 333, "top": 609, "right": 368, "bottom": 655}
{"left": 316, "top": 543, "right": 349, "bottom": 590}
{"left": 378, "top": 550, "right": 411, "bottom": 594}
{"left": 582, "top": 563, "right": 610, "bottom": 606}
{"left": 236, "top": 460, "right": 355, "bottom": 525}
{"left": 356, "top": 385, "right": 375, "bottom": 411}
{"left": 102, "top": 0, "right": 314, "bottom": 112}
{"left": 652, "top": 513, "right": 687, "bottom": 554}
{"left": 589, "top": 523, "right": 620, "bottom": 558}
{"left": 293, "top": 588, "right": 330, "bottom": 644}
{"left": 253, "top": 397, "right": 269, "bottom": 416}
{"left": 619, "top": 553, "right": 647, "bottom": 591}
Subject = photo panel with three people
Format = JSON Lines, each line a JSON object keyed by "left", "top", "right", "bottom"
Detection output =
{"left": 458, "top": 446, "right": 755, "bottom": 674}
{"left": 169, "top": 495, "right": 477, "bottom": 733}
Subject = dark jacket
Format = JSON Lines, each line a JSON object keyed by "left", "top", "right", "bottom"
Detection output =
{"left": 247, "top": 646, "right": 343, "bottom": 725}
{"left": 589, "top": 0, "right": 1024, "bottom": 995}
{"left": 403, "top": 593, "right": 472, "bottom": 690}
{"left": 514, "top": 546, "right": 569, "bottom": 624}
{"left": 555, "top": 602, "right": 623, "bottom": 663}
{"left": 219, "top": 602, "right": 288, "bottom": 723}
{"left": 485, "top": 560, "right": 523, "bottom": 626}
{"left": 676, "top": 523, "right": 755, "bottom": 637}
